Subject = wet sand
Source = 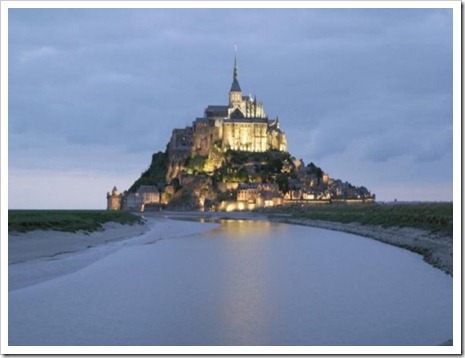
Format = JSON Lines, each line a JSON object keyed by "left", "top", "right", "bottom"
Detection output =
{"left": 8, "top": 217, "right": 221, "bottom": 291}
{"left": 9, "top": 220, "right": 150, "bottom": 265}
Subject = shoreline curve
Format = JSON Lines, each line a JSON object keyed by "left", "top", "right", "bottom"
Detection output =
{"left": 155, "top": 210, "right": 453, "bottom": 276}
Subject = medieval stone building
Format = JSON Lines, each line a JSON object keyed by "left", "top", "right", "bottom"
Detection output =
{"left": 168, "top": 54, "right": 287, "bottom": 158}
{"left": 122, "top": 185, "right": 166, "bottom": 211}
{"left": 106, "top": 186, "right": 122, "bottom": 210}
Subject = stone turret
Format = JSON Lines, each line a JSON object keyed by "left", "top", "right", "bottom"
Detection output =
{"left": 106, "top": 186, "right": 122, "bottom": 210}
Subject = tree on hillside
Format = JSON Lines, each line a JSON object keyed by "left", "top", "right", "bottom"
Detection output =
{"left": 128, "top": 151, "right": 168, "bottom": 192}
{"left": 315, "top": 167, "right": 323, "bottom": 185}
{"left": 276, "top": 174, "right": 290, "bottom": 194}
{"left": 185, "top": 154, "right": 207, "bottom": 174}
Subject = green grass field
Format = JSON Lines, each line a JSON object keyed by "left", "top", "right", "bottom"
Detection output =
{"left": 8, "top": 210, "right": 143, "bottom": 233}
{"left": 261, "top": 202, "right": 453, "bottom": 236}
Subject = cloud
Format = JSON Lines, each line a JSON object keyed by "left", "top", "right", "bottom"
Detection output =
{"left": 7, "top": 8, "right": 454, "bottom": 206}
{"left": 8, "top": 133, "right": 150, "bottom": 175}
{"left": 19, "top": 45, "right": 60, "bottom": 63}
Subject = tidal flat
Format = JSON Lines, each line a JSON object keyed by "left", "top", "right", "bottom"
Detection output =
{"left": 7, "top": 204, "right": 454, "bottom": 348}
{"left": 8, "top": 218, "right": 452, "bottom": 347}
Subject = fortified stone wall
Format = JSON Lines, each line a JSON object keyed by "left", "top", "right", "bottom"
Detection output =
{"left": 192, "top": 120, "right": 221, "bottom": 156}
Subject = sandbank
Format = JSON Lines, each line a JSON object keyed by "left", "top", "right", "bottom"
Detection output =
{"left": 8, "top": 220, "right": 149, "bottom": 291}
{"left": 9, "top": 220, "right": 150, "bottom": 265}
{"left": 8, "top": 217, "right": 219, "bottom": 290}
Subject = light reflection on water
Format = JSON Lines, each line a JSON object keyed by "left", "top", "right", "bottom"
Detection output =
{"left": 182, "top": 220, "right": 452, "bottom": 346}
{"left": 210, "top": 220, "right": 275, "bottom": 344}
{"left": 206, "top": 219, "right": 272, "bottom": 239}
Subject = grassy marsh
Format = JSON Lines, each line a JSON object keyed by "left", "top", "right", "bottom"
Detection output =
{"left": 8, "top": 210, "right": 143, "bottom": 233}
{"left": 260, "top": 202, "right": 453, "bottom": 236}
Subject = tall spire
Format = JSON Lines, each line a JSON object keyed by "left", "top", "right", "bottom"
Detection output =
{"left": 230, "top": 45, "right": 241, "bottom": 92}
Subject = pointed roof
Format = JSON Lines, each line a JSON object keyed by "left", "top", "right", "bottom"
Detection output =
{"left": 230, "top": 51, "right": 242, "bottom": 92}
{"left": 230, "top": 108, "right": 245, "bottom": 119}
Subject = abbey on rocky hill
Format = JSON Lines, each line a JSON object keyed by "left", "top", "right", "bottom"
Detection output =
{"left": 169, "top": 53, "right": 287, "bottom": 157}
{"left": 106, "top": 52, "right": 375, "bottom": 212}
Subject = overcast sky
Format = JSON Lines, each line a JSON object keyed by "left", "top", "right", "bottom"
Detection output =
{"left": 7, "top": 6, "right": 454, "bottom": 209}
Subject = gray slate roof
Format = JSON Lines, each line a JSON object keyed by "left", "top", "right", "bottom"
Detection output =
{"left": 230, "top": 79, "right": 241, "bottom": 92}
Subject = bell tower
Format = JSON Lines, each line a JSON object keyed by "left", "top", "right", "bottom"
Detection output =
{"left": 229, "top": 47, "right": 242, "bottom": 109}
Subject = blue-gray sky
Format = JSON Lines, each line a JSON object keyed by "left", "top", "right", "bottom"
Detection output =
{"left": 8, "top": 7, "right": 453, "bottom": 209}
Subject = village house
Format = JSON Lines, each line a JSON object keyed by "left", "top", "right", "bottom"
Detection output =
{"left": 237, "top": 183, "right": 282, "bottom": 206}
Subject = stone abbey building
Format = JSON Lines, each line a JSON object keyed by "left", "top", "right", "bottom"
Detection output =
{"left": 169, "top": 54, "right": 287, "bottom": 157}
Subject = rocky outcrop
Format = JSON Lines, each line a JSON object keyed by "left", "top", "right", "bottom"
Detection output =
{"left": 167, "top": 175, "right": 217, "bottom": 210}
{"left": 166, "top": 149, "right": 190, "bottom": 183}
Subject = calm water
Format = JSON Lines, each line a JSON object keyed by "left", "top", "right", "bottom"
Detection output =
{"left": 9, "top": 220, "right": 452, "bottom": 346}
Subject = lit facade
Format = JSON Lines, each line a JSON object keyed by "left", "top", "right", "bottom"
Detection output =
{"left": 169, "top": 54, "right": 287, "bottom": 156}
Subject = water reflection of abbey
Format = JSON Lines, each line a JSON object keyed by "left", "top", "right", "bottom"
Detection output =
{"left": 169, "top": 53, "right": 287, "bottom": 157}
{"left": 211, "top": 219, "right": 273, "bottom": 239}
